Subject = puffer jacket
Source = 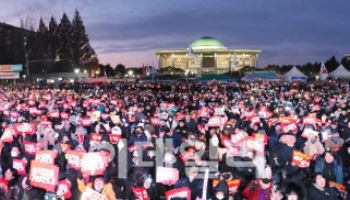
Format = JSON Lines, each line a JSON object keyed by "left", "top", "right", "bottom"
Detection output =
{"left": 77, "top": 178, "right": 116, "bottom": 200}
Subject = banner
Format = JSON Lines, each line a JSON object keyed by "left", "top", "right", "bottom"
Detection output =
{"left": 35, "top": 150, "right": 58, "bottom": 164}
{"left": 29, "top": 161, "right": 59, "bottom": 192}
{"left": 156, "top": 167, "right": 179, "bottom": 185}
{"left": 0, "top": 72, "right": 19, "bottom": 79}
{"left": 292, "top": 151, "right": 311, "bottom": 168}
{"left": 65, "top": 150, "right": 84, "bottom": 170}
{"left": 0, "top": 64, "right": 23, "bottom": 72}
{"left": 165, "top": 187, "right": 191, "bottom": 200}
{"left": 81, "top": 188, "right": 107, "bottom": 200}
{"left": 81, "top": 153, "right": 107, "bottom": 176}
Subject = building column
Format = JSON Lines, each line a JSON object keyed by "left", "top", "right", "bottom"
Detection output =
{"left": 157, "top": 54, "right": 160, "bottom": 68}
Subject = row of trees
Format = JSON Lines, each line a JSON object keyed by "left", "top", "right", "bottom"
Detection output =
{"left": 25, "top": 10, "right": 98, "bottom": 74}
{"left": 99, "top": 64, "right": 155, "bottom": 78}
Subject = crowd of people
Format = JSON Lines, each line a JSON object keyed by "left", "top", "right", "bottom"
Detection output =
{"left": 0, "top": 80, "right": 349, "bottom": 200}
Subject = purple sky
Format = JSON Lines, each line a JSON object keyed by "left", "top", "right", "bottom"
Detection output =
{"left": 1, "top": 0, "right": 349, "bottom": 67}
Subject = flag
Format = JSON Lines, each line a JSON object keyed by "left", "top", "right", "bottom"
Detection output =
{"left": 320, "top": 62, "right": 328, "bottom": 80}
{"left": 188, "top": 46, "right": 194, "bottom": 57}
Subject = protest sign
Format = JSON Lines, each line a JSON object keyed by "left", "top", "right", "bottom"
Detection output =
{"left": 1, "top": 128, "right": 15, "bottom": 143}
{"left": 29, "top": 161, "right": 59, "bottom": 192}
{"left": 0, "top": 178, "right": 8, "bottom": 192}
{"left": 13, "top": 159, "right": 26, "bottom": 175}
{"left": 165, "top": 187, "right": 191, "bottom": 200}
{"left": 24, "top": 141, "right": 37, "bottom": 155}
{"left": 15, "top": 123, "right": 36, "bottom": 135}
{"left": 156, "top": 167, "right": 179, "bottom": 185}
{"left": 213, "top": 179, "right": 241, "bottom": 194}
{"left": 56, "top": 179, "right": 72, "bottom": 199}
{"left": 35, "top": 150, "right": 58, "bottom": 164}
{"left": 329, "top": 181, "right": 346, "bottom": 193}
{"left": 292, "top": 151, "right": 311, "bottom": 168}
{"left": 208, "top": 116, "right": 226, "bottom": 127}
{"left": 131, "top": 186, "right": 150, "bottom": 200}
{"left": 81, "top": 153, "right": 107, "bottom": 176}
{"left": 65, "top": 150, "right": 84, "bottom": 170}
{"left": 90, "top": 133, "right": 102, "bottom": 143}
{"left": 81, "top": 188, "right": 107, "bottom": 200}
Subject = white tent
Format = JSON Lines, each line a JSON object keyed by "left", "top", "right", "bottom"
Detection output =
{"left": 329, "top": 65, "right": 350, "bottom": 79}
{"left": 283, "top": 66, "right": 308, "bottom": 80}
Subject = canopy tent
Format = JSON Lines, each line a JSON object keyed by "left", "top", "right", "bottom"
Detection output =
{"left": 283, "top": 66, "right": 308, "bottom": 80}
{"left": 242, "top": 71, "right": 280, "bottom": 81}
{"left": 329, "top": 65, "right": 350, "bottom": 79}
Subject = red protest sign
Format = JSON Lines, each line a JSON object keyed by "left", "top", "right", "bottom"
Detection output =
{"left": 13, "top": 159, "right": 26, "bottom": 175}
{"left": 49, "top": 111, "right": 60, "bottom": 118}
{"left": 213, "top": 179, "right": 241, "bottom": 194}
{"left": 156, "top": 167, "right": 179, "bottom": 185}
{"left": 245, "top": 136, "right": 265, "bottom": 155}
{"left": 15, "top": 123, "right": 36, "bottom": 135}
{"left": 292, "top": 151, "right": 311, "bottom": 168}
{"left": 301, "top": 128, "right": 318, "bottom": 138}
{"left": 281, "top": 122, "right": 298, "bottom": 133}
{"left": 81, "top": 188, "right": 107, "bottom": 200}
{"left": 0, "top": 178, "right": 8, "bottom": 192}
{"left": 29, "top": 161, "right": 59, "bottom": 192}
{"left": 131, "top": 187, "right": 150, "bottom": 200}
{"left": 81, "top": 153, "right": 107, "bottom": 176}
{"left": 109, "top": 134, "right": 120, "bottom": 144}
{"left": 230, "top": 131, "right": 246, "bottom": 144}
{"left": 24, "top": 141, "right": 37, "bottom": 155}
{"left": 90, "top": 133, "right": 102, "bottom": 143}
{"left": 253, "top": 133, "right": 268, "bottom": 145}
{"left": 65, "top": 150, "right": 84, "bottom": 170}
{"left": 150, "top": 117, "right": 160, "bottom": 126}
{"left": 35, "top": 150, "right": 58, "bottom": 164}
{"left": 56, "top": 179, "right": 72, "bottom": 199}
{"left": 81, "top": 117, "right": 92, "bottom": 127}
{"left": 208, "top": 116, "right": 226, "bottom": 127}
{"left": 165, "top": 187, "right": 191, "bottom": 200}
{"left": 302, "top": 116, "right": 316, "bottom": 126}
{"left": 329, "top": 181, "right": 346, "bottom": 193}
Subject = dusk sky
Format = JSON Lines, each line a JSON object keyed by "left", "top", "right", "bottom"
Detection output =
{"left": 1, "top": 0, "right": 349, "bottom": 67}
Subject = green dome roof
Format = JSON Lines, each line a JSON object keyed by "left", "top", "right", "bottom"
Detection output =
{"left": 191, "top": 36, "right": 225, "bottom": 48}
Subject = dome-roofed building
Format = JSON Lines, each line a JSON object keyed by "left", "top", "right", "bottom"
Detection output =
{"left": 156, "top": 36, "right": 261, "bottom": 75}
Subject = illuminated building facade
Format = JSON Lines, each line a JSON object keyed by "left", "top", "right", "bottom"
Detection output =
{"left": 156, "top": 36, "right": 262, "bottom": 74}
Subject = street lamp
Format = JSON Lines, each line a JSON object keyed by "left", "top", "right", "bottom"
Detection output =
{"left": 128, "top": 70, "right": 134, "bottom": 77}
{"left": 74, "top": 68, "right": 80, "bottom": 74}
